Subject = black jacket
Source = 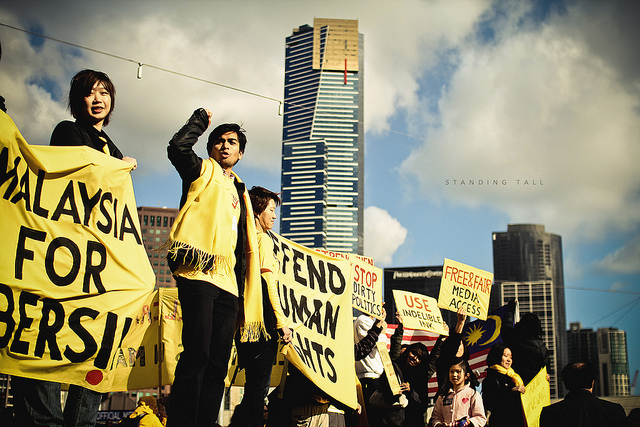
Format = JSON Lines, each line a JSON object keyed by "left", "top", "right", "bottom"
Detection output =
{"left": 50, "top": 120, "right": 123, "bottom": 159}
{"left": 539, "top": 389, "right": 626, "bottom": 427}
{"left": 481, "top": 368, "right": 525, "bottom": 427}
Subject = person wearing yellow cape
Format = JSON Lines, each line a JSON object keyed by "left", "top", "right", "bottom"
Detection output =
{"left": 163, "top": 108, "right": 266, "bottom": 426}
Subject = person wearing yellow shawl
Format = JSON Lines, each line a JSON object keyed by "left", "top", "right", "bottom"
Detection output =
{"left": 229, "top": 186, "right": 293, "bottom": 427}
{"left": 481, "top": 343, "right": 526, "bottom": 427}
{"left": 163, "top": 108, "right": 265, "bottom": 427}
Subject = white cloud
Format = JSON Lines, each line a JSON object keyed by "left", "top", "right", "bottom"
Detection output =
{"left": 401, "top": 1, "right": 640, "bottom": 242}
{"left": 364, "top": 206, "right": 407, "bottom": 265}
{"left": 598, "top": 235, "right": 640, "bottom": 274}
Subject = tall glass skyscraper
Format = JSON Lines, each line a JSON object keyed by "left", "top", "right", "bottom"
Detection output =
{"left": 491, "top": 224, "right": 567, "bottom": 398}
{"left": 280, "top": 18, "right": 364, "bottom": 254}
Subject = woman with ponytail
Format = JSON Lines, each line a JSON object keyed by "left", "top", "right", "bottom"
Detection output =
{"left": 481, "top": 343, "right": 526, "bottom": 427}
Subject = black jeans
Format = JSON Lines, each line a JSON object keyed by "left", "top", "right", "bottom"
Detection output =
{"left": 168, "top": 277, "right": 239, "bottom": 427}
{"left": 229, "top": 337, "right": 279, "bottom": 427}
{"left": 11, "top": 377, "right": 102, "bottom": 427}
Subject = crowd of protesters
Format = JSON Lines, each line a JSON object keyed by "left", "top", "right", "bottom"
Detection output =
{"left": 3, "top": 68, "right": 636, "bottom": 427}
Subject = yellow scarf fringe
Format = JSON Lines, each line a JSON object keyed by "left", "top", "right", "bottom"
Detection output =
{"left": 161, "top": 239, "right": 231, "bottom": 274}
{"left": 163, "top": 158, "right": 267, "bottom": 343}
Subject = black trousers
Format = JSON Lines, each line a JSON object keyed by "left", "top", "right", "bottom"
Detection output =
{"left": 168, "top": 277, "right": 239, "bottom": 427}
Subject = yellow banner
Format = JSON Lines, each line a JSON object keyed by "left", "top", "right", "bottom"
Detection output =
{"left": 226, "top": 341, "right": 288, "bottom": 388}
{"left": 0, "top": 111, "right": 156, "bottom": 392}
{"left": 315, "top": 249, "right": 383, "bottom": 320}
{"left": 110, "top": 287, "right": 182, "bottom": 391}
{"left": 437, "top": 258, "right": 493, "bottom": 320}
{"left": 392, "top": 290, "right": 448, "bottom": 335}
{"left": 521, "top": 366, "right": 550, "bottom": 427}
{"left": 275, "top": 234, "right": 357, "bottom": 409}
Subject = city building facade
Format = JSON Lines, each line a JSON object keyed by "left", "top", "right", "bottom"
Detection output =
{"left": 490, "top": 224, "right": 567, "bottom": 398}
{"left": 138, "top": 206, "right": 178, "bottom": 288}
{"left": 280, "top": 18, "right": 364, "bottom": 254}
{"left": 567, "top": 322, "right": 630, "bottom": 396}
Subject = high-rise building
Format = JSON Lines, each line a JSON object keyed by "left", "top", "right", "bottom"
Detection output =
{"left": 597, "top": 327, "right": 631, "bottom": 396}
{"left": 567, "top": 322, "right": 630, "bottom": 396}
{"left": 280, "top": 18, "right": 364, "bottom": 254}
{"left": 137, "top": 206, "right": 178, "bottom": 288}
{"left": 491, "top": 224, "right": 567, "bottom": 398}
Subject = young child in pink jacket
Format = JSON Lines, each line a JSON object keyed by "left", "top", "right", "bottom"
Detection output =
{"left": 430, "top": 359, "right": 486, "bottom": 427}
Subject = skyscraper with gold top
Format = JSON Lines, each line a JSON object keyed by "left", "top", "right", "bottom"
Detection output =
{"left": 280, "top": 18, "right": 364, "bottom": 254}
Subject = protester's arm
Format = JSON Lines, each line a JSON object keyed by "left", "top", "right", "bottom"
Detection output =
{"left": 167, "top": 108, "right": 210, "bottom": 183}
{"left": 467, "top": 391, "right": 487, "bottom": 427}
{"left": 424, "top": 335, "right": 444, "bottom": 380}
{"left": 389, "top": 311, "right": 404, "bottom": 360}
{"left": 429, "top": 396, "right": 445, "bottom": 425}
{"left": 501, "top": 300, "right": 517, "bottom": 344}
{"left": 354, "top": 313, "right": 386, "bottom": 361}
{"left": 454, "top": 304, "right": 467, "bottom": 334}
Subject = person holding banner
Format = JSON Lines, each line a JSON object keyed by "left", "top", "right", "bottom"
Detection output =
{"left": 164, "top": 108, "right": 265, "bottom": 426}
{"left": 229, "top": 186, "right": 292, "bottom": 427}
{"left": 481, "top": 343, "right": 526, "bottom": 427}
{"left": 12, "top": 69, "right": 136, "bottom": 427}
{"left": 50, "top": 69, "right": 137, "bottom": 167}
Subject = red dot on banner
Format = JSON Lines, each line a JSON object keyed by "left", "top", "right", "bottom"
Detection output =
{"left": 86, "top": 370, "right": 103, "bottom": 385}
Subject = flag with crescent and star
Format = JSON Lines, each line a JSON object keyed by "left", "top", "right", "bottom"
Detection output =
{"left": 462, "top": 303, "right": 514, "bottom": 381}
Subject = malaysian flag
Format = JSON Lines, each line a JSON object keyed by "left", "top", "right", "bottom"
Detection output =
{"left": 461, "top": 304, "right": 514, "bottom": 382}
{"left": 384, "top": 304, "right": 514, "bottom": 397}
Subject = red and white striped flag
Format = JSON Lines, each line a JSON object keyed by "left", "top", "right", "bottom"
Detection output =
{"left": 383, "top": 303, "right": 513, "bottom": 397}
{"left": 383, "top": 325, "right": 441, "bottom": 397}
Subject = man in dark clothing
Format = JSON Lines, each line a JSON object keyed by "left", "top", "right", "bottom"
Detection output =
{"left": 540, "top": 361, "right": 626, "bottom": 427}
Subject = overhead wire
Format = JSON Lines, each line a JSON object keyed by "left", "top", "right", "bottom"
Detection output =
{"left": 0, "top": 22, "right": 282, "bottom": 104}
{"left": 0, "top": 21, "right": 475, "bottom": 147}
{"left": 583, "top": 296, "right": 640, "bottom": 328}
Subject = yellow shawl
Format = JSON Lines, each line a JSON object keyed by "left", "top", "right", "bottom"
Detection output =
{"left": 490, "top": 364, "right": 525, "bottom": 386}
{"left": 163, "top": 158, "right": 267, "bottom": 342}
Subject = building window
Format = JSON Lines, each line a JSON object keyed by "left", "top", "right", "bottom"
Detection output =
{"left": 143, "top": 215, "right": 148, "bottom": 226}
{"left": 163, "top": 216, "right": 168, "bottom": 227}
{"left": 150, "top": 216, "right": 155, "bottom": 226}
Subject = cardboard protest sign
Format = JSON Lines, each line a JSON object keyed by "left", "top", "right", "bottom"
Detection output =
{"left": 437, "top": 258, "right": 493, "bottom": 320}
{"left": 274, "top": 234, "right": 357, "bottom": 409}
{"left": 376, "top": 341, "right": 401, "bottom": 395}
{"left": 392, "top": 290, "right": 448, "bottom": 335}
{"left": 315, "top": 249, "right": 383, "bottom": 319}
{"left": 0, "top": 111, "right": 156, "bottom": 392}
{"left": 521, "top": 366, "right": 550, "bottom": 427}
{"left": 351, "top": 256, "right": 383, "bottom": 319}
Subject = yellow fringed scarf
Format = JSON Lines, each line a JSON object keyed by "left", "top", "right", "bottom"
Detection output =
{"left": 490, "top": 364, "right": 525, "bottom": 386}
{"left": 162, "top": 158, "right": 268, "bottom": 342}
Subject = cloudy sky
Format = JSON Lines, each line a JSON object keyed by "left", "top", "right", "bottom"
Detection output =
{"left": 1, "top": 0, "right": 639, "bottom": 392}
